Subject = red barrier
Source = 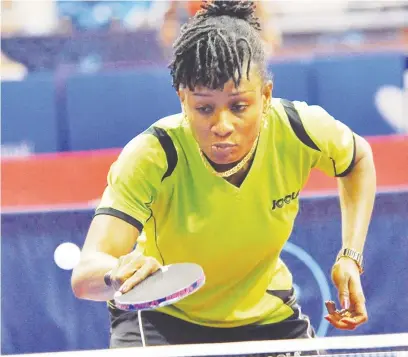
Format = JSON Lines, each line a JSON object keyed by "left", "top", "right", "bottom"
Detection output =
{"left": 2, "top": 136, "right": 407, "bottom": 210}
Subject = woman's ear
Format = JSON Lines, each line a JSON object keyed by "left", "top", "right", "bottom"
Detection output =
{"left": 263, "top": 80, "right": 273, "bottom": 103}
{"left": 178, "top": 89, "right": 186, "bottom": 110}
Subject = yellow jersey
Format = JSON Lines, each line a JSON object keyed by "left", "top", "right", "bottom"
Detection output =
{"left": 96, "top": 99, "right": 356, "bottom": 327}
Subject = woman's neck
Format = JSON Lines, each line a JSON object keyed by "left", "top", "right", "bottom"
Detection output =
{"left": 224, "top": 156, "right": 255, "bottom": 186}
{"left": 207, "top": 158, "right": 241, "bottom": 173}
{"left": 205, "top": 153, "right": 255, "bottom": 186}
{"left": 198, "top": 132, "right": 260, "bottom": 180}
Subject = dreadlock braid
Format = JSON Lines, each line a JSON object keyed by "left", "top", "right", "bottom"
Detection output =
{"left": 197, "top": 0, "right": 261, "bottom": 30}
{"left": 169, "top": 0, "right": 267, "bottom": 91}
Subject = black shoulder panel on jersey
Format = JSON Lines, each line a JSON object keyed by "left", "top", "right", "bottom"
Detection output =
{"left": 336, "top": 133, "right": 356, "bottom": 177}
{"left": 144, "top": 126, "right": 178, "bottom": 181}
{"left": 280, "top": 99, "right": 321, "bottom": 152}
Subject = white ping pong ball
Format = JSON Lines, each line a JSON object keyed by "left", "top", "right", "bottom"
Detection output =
{"left": 54, "top": 242, "right": 81, "bottom": 270}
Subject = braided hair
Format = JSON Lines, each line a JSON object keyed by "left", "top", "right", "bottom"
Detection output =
{"left": 169, "top": 0, "right": 267, "bottom": 91}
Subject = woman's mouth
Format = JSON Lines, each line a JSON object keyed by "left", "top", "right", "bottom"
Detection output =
{"left": 211, "top": 143, "right": 238, "bottom": 158}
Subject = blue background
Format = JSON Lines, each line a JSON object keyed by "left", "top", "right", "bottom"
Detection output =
{"left": 2, "top": 52, "right": 405, "bottom": 153}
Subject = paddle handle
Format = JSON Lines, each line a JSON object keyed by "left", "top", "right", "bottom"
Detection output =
{"left": 104, "top": 270, "right": 113, "bottom": 287}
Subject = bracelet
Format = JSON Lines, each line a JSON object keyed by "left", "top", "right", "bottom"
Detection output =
{"left": 337, "top": 248, "right": 364, "bottom": 274}
{"left": 104, "top": 270, "right": 113, "bottom": 287}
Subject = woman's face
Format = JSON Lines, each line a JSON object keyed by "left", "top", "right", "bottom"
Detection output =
{"left": 180, "top": 70, "right": 272, "bottom": 165}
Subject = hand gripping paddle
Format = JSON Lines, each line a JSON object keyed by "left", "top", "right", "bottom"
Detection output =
{"left": 113, "top": 263, "right": 205, "bottom": 311}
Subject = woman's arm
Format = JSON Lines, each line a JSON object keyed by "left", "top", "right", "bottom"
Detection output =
{"left": 338, "top": 133, "right": 376, "bottom": 254}
{"left": 72, "top": 130, "right": 168, "bottom": 301}
{"left": 71, "top": 215, "right": 139, "bottom": 301}
{"left": 328, "top": 133, "right": 376, "bottom": 329}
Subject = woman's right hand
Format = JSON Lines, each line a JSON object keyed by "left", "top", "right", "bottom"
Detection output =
{"left": 107, "top": 251, "right": 162, "bottom": 295}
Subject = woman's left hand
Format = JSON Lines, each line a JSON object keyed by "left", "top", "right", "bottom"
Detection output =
{"left": 326, "top": 257, "right": 368, "bottom": 330}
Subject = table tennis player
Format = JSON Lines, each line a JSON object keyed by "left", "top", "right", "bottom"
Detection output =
{"left": 71, "top": 0, "right": 376, "bottom": 349}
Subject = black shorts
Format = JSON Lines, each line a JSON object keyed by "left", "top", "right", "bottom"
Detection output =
{"left": 108, "top": 301, "right": 320, "bottom": 356}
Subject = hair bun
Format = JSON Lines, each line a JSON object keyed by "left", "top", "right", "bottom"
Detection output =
{"left": 199, "top": 0, "right": 259, "bottom": 28}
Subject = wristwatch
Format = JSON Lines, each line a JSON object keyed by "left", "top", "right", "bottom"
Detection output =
{"left": 337, "top": 248, "right": 364, "bottom": 274}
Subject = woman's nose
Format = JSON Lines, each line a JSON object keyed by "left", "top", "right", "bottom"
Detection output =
{"left": 211, "top": 111, "right": 234, "bottom": 137}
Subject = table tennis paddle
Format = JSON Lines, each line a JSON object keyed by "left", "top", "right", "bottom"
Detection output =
{"left": 113, "top": 263, "right": 205, "bottom": 311}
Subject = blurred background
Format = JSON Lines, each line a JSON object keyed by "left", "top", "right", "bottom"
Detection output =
{"left": 1, "top": 0, "right": 408, "bottom": 355}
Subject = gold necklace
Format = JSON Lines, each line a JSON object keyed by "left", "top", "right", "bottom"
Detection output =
{"left": 199, "top": 134, "right": 259, "bottom": 178}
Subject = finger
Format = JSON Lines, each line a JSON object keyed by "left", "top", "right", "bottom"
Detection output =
{"left": 109, "top": 257, "right": 128, "bottom": 290}
{"left": 340, "top": 315, "right": 366, "bottom": 327}
{"left": 115, "top": 258, "right": 144, "bottom": 279}
{"left": 337, "top": 276, "right": 351, "bottom": 310}
{"left": 343, "top": 308, "right": 368, "bottom": 327}
{"left": 350, "top": 285, "right": 366, "bottom": 314}
{"left": 352, "top": 297, "right": 367, "bottom": 316}
{"left": 325, "top": 315, "right": 356, "bottom": 330}
{"left": 115, "top": 252, "right": 144, "bottom": 275}
{"left": 354, "top": 308, "right": 368, "bottom": 324}
{"left": 325, "top": 300, "right": 337, "bottom": 315}
{"left": 119, "top": 259, "right": 160, "bottom": 294}
{"left": 349, "top": 274, "right": 365, "bottom": 300}
{"left": 338, "top": 305, "right": 367, "bottom": 329}
{"left": 111, "top": 265, "right": 138, "bottom": 290}
{"left": 338, "top": 309, "right": 353, "bottom": 318}
{"left": 340, "top": 319, "right": 356, "bottom": 330}
{"left": 110, "top": 254, "right": 145, "bottom": 289}
{"left": 110, "top": 255, "right": 130, "bottom": 278}
{"left": 324, "top": 314, "right": 356, "bottom": 330}
{"left": 349, "top": 282, "right": 367, "bottom": 326}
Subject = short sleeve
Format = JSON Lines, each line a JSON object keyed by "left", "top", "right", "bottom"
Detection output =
{"left": 294, "top": 101, "right": 356, "bottom": 177}
{"left": 95, "top": 132, "right": 169, "bottom": 232}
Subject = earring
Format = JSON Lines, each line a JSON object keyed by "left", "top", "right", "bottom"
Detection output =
{"left": 182, "top": 111, "right": 188, "bottom": 123}
{"left": 263, "top": 101, "right": 272, "bottom": 116}
{"left": 261, "top": 101, "right": 271, "bottom": 128}
{"left": 181, "top": 105, "right": 187, "bottom": 122}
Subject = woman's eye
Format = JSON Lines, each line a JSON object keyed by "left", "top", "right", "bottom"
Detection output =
{"left": 231, "top": 104, "right": 248, "bottom": 113}
{"left": 196, "top": 106, "right": 214, "bottom": 115}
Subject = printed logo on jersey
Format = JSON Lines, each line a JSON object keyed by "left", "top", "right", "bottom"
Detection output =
{"left": 272, "top": 191, "right": 299, "bottom": 210}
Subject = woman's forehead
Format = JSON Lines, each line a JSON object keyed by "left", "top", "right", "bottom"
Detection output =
{"left": 188, "top": 70, "right": 263, "bottom": 96}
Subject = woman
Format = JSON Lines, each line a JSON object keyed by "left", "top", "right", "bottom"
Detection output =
{"left": 71, "top": 0, "right": 376, "bottom": 349}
